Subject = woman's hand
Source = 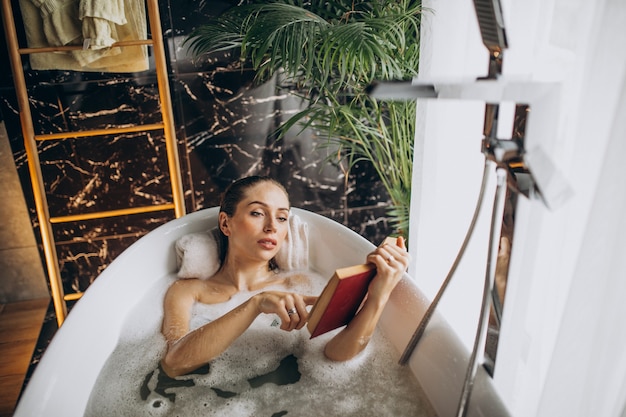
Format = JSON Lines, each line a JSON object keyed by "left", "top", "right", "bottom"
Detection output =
{"left": 365, "top": 236, "right": 409, "bottom": 305}
{"left": 323, "top": 236, "right": 409, "bottom": 362}
{"left": 254, "top": 291, "right": 318, "bottom": 331}
{"left": 162, "top": 288, "right": 316, "bottom": 377}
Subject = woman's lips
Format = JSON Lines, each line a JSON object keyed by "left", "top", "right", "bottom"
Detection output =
{"left": 258, "top": 238, "right": 277, "bottom": 250}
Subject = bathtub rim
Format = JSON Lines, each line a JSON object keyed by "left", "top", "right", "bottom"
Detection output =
{"left": 14, "top": 207, "right": 509, "bottom": 417}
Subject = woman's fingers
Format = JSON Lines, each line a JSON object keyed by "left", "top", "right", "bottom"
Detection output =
{"left": 374, "top": 237, "right": 409, "bottom": 270}
{"left": 292, "top": 295, "right": 315, "bottom": 330}
{"left": 260, "top": 291, "right": 316, "bottom": 331}
{"left": 287, "top": 293, "right": 318, "bottom": 330}
{"left": 277, "top": 308, "right": 292, "bottom": 330}
{"left": 364, "top": 237, "right": 410, "bottom": 300}
{"left": 368, "top": 246, "right": 408, "bottom": 272}
{"left": 288, "top": 295, "right": 317, "bottom": 330}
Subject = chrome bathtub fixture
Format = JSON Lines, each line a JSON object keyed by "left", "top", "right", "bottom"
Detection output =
{"left": 377, "top": 80, "right": 566, "bottom": 416}
{"left": 369, "top": 0, "right": 571, "bottom": 416}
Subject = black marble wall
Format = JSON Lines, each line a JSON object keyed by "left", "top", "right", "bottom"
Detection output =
{"left": 0, "top": 0, "right": 393, "bottom": 303}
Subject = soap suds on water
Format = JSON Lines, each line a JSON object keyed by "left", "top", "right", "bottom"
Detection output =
{"left": 85, "top": 271, "right": 435, "bottom": 417}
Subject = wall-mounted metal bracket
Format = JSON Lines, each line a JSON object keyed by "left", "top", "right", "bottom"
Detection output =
{"left": 369, "top": 78, "right": 567, "bottom": 208}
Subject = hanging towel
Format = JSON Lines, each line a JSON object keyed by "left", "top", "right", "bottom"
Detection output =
{"left": 18, "top": 0, "right": 149, "bottom": 72}
{"left": 72, "top": 0, "right": 127, "bottom": 67}
{"left": 79, "top": 0, "right": 126, "bottom": 50}
{"left": 29, "top": 0, "right": 82, "bottom": 47}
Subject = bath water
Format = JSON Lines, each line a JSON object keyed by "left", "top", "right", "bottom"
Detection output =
{"left": 85, "top": 271, "right": 435, "bottom": 417}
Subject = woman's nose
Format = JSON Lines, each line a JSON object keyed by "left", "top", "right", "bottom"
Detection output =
{"left": 264, "top": 218, "right": 276, "bottom": 232}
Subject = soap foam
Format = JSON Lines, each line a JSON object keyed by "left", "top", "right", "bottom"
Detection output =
{"left": 85, "top": 271, "right": 434, "bottom": 417}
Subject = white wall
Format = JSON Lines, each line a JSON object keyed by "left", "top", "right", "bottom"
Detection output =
{"left": 409, "top": 0, "right": 492, "bottom": 351}
{"left": 409, "top": 0, "right": 626, "bottom": 416}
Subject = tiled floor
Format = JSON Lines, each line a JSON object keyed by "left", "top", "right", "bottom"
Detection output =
{"left": 0, "top": 298, "right": 49, "bottom": 417}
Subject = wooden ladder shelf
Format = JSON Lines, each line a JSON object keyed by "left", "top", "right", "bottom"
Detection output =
{"left": 1, "top": 0, "right": 186, "bottom": 325}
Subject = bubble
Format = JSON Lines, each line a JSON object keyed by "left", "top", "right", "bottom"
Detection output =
{"left": 85, "top": 271, "right": 434, "bottom": 417}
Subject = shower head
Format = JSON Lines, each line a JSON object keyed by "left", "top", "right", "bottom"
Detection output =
{"left": 473, "top": 0, "right": 508, "bottom": 54}
{"left": 368, "top": 0, "right": 510, "bottom": 99}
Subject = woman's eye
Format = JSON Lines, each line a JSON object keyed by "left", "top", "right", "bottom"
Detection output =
{"left": 251, "top": 211, "right": 263, "bottom": 217}
{"left": 277, "top": 216, "right": 288, "bottom": 223}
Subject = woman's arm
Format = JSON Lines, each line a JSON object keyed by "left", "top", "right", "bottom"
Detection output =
{"left": 161, "top": 280, "right": 316, "bottom": 377}
{"left": 323, "top": 237, "right": 409, "bottom": 361}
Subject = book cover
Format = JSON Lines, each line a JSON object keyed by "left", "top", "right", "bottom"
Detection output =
{"left": 307, "top": 263, "right": 377, "bottom": 338}
{"left": 306, "top": 237, "right": 399, "bottom": 339}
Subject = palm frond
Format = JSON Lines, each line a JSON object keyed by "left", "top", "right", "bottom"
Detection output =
{"left": 239, "top": 3, "right": 328, "bottom": 80}
{"left": 185, "top": 0, "right": 425, "bottom": 237}
{"left": 183, "top": 11, "right": 247, "bottom": 56}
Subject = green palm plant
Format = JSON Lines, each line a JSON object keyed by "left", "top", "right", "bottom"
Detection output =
{"left": 185, "top": 0, "right": 422, "bottom": 237}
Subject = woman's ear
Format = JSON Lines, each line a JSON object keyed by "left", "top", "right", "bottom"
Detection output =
{"left": 218, "top": 212, "right": 231, "bottom": 236}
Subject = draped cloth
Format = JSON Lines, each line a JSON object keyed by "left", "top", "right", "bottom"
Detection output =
{"left": 18, "top": 0, "right": 149, "bottom": 72}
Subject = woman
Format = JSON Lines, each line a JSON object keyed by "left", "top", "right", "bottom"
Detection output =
{"left": 160, "top": 176, "right": 409, "bottom": 378}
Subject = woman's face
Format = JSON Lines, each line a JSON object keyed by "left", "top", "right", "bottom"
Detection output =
{"left": 220, "top": 181, "right": 290, "bottom": 264}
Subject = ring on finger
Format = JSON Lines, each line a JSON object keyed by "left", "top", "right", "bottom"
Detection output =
{"left": 387, "top": 255, "right": 395, "bottom": 264}
{"left": 287, "top": 308, "right": 297, "bottom": 316}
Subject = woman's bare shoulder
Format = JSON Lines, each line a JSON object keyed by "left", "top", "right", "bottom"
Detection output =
{"left": 166, "top": 278, "right": 233, "bottom": 304}
{"left": 166, "top": 277, "right": 203, "bottom": 293}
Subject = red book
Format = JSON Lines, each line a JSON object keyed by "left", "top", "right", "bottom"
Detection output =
{"left": 307, "top": 237, "right": 399, "bottom": 338}
{"left": 307, "top": 263, "right": 377, "bottom": 338}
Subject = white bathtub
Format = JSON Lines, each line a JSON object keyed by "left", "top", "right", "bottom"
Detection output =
{"left": 15, "top": 208, "right": 508, "bottom": 417}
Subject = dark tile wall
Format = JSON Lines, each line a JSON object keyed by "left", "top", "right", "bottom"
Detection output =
{"left": 0, "top": 0, "right": 392, "bottom": 303}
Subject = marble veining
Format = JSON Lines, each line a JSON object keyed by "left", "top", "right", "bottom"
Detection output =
{"left": 0, "top": 0, "right": 393, "bottom": 302}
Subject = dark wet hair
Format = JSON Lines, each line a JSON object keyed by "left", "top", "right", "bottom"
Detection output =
{"left": 219, "top": 175, "right": 289, "bottom": 217}
{"left": 216, "top": 176, "right": 289, "bottom": 270}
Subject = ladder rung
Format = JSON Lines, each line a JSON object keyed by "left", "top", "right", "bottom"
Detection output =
{"left": 19, "top": 39, "right": 154, "bottom": 55}
{"left": 56, "top": 230, "right": 145, "bottom": 245}
{"left": 35, "top": 123, "right": 165, "bottom": 141}
{"left": 63, "top": 292, "right": 84, "bottom": 302}
{"left": 50, "top": 203, "right": 176, "bottom": 224}
{"left": 2, "top": 0, "right": 186, "bottom": 327}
